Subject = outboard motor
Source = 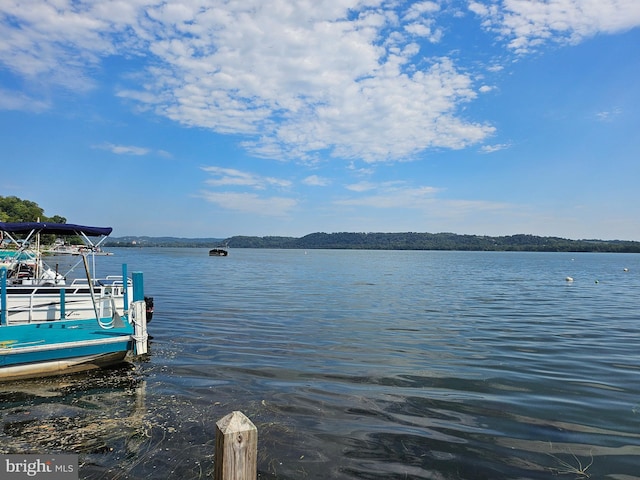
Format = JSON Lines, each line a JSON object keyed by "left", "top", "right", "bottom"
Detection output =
{"left": 144, "top": 296, "right": 154, "bottom": 322}
{"left": 39, "top": 267, "right": 65, "bottom": 286}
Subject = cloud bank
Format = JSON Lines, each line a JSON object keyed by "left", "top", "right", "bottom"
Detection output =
{"left": 1, "top": 0, "right": 639, "bottom": 164}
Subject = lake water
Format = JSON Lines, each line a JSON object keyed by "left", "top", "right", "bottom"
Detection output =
{"left": 1, "top": 248, "right": 640, "bottom": 479}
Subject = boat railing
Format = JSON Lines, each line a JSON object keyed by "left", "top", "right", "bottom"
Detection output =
{"left": 1, "top": 286, "right": 119, "bottom": 325}
{"left": 102, "top": 275, "right": 133, "bottom": 286}
{"left": 68, "top": 275, "right": 131, "bottom": 286}
{"left": 1, "top": 264, "right": 137, "bottom": 326}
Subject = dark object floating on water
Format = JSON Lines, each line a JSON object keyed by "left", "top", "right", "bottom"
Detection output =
{"left": 209, "top": 248, "right": 228, "bottom": 256}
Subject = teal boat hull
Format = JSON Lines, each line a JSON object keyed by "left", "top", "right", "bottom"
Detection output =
{"left": 0, "top": 319, "right": 136, "bottom": 381}
{"left": 0, "top": 222, "right": 150, "bottom": 381}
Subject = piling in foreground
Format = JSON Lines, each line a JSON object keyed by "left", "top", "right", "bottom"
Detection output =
{"left": 215, "top": 411, "right": 257, "bottom": 480}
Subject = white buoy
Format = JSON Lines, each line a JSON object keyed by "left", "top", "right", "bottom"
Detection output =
{"left": 565, "top": 276, "right": 574, "bottom": 282}
{"left": 623, "top": 268, "right": 629, "bottom": 272}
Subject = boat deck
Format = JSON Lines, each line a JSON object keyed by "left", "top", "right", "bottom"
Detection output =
{"left": 0, "top": 318, "right": 134, "bottom": 350}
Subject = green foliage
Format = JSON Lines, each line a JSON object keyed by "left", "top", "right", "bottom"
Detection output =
{"left": 0, "top": 196, "right": 66, "bottom": 224}
{"left": 105, "top": 236, "right": 228, "bottom": 248}
{"left": 0, "top": 196, "right": 68, "bottom": 244}
{"left": 223, "top": 232, "right": 640, "bottom": 253}
{"left": 105, "top": 231, "right": 640, "bottom": 252}
{"left": 7, "top": 186, "right": 625, "bottom": 253}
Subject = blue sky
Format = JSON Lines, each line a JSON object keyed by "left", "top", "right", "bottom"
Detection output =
{"left": 1, "top": 1, "right": 639, "bottom": 240}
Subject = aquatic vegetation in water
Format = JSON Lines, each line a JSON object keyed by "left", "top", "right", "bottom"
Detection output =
{"left": 547, "top": 444, "right": 593, "bottom": 478}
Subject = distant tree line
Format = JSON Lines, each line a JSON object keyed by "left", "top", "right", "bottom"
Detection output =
{"left": 106, "top": 232, "right": 640, "bottom": 252}
{"left": 4, "top": 196, "right": 639, "bottom": 252}
{"left": 106, "top": 236, "right": 227, "bottom": 248}
{"left": 222, "top": 232, "right": 640, "bottom": 253}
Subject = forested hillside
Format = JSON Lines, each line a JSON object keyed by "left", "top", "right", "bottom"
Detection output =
{"left": 223, "top": 232, "right": 640, "bottom": 252}
{"left": 3, "top": 196, "right": 639, "bottom": 252}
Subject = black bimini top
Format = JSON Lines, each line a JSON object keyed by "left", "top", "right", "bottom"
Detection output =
{"left": 0, "top": 222, "right": 113, "bottom": 237}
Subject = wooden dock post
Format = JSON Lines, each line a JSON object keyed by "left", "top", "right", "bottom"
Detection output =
{"left": 215, "top": 411, "right": 257, "bottom": 480}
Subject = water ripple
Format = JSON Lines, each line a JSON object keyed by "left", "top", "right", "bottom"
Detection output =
{"left": 3, "top": 249, "right": 640, "bottom": 479}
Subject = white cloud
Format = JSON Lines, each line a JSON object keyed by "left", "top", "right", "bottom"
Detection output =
{"left": 0, "top": 0, "right": 494, "bottom": 163}
{"left": 403, "top": 2, "right": 443, "bottom": 42}
{"left": 0, "top": 0, "right": 129, "bottom": 91}
{"left": 469, "top": 0, "right": 640, "bottom": 54}
{"left": 345, "top": 181, "right": 377, "bottom": 192}
{"left": 339, "top": 182, "right": 441, "bottom": 208}
{"left": 480, "top": 143, "right": 511, "bottom": 153}
{"left": 2, "top": 0, "right": 636, "bottom": 166}
{"left": 404, "top": 21, "right": 443, "bottom": 42}
{"left": 595, "top": 107, "right": 622, "bottom": 122}
{"left": 141, "top": 3, "right": 494, "bottom": 162}
{"left": 486, "top": 64, "right": 504, "bottom": 73}
{"left": 303, "top": 175, "right": 331, "bottom": 187}
{"left": 199, "top": 166, "right": 296, "bottom": 216}
{"left": 404, "top": 1, "right": 440, "bottom": 19}
{"left": 94, "top": 142, "right": 151, "bottom": 155}
{"left": 428, "top": 198, "right": 513, "bottom": 219}
{"left": 202, "top": 166, "right": 292, "bottom": 189}
{"left": 0, "top": 88, "right": 50, "bottom": 112}
{"left": 199, "top": 191, "right": 297, "bottom": 217}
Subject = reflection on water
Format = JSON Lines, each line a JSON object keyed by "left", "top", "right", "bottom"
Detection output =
{"left": 0, "top": 364, "right": 221, "bottom": 479}
{"left": 0, "top": 366, "right": 157, "bottom": 475}
{"left": 2, "top": 249, "right": 640, "bottom": 479}
{"left": 0, "top": 364, "right": 144, "bottom": 454}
